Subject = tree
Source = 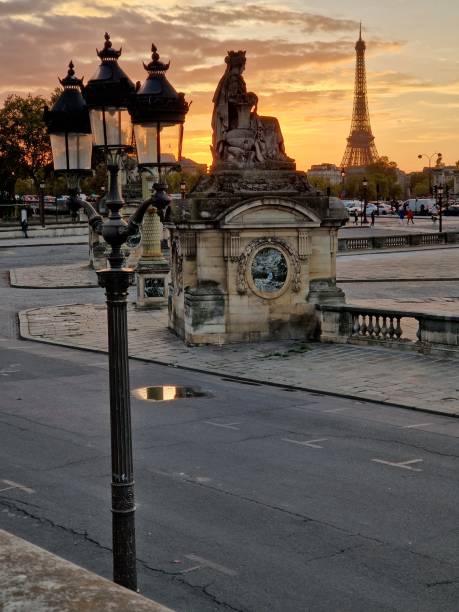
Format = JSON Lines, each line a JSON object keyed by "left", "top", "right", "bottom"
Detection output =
{"left": 0, "top": 94, "right": 52, "bottom": 198}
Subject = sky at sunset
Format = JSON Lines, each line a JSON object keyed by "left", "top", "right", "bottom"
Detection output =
{"left": 1, "top": 0, "right": 458, "bottom": 172}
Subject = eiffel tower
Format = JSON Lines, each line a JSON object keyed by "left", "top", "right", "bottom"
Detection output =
{"left": 341, "top": 25, "right": 379, "bottom": 167}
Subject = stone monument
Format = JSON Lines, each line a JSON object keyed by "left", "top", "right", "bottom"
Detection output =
{"left": 168, "top": 51, "right": 347, "bottom": 345}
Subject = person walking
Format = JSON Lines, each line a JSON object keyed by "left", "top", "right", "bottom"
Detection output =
{"left": 353, "top": 210, "right": 359, "bottom": 225}
{"left": 398, "top": 208, "right": 405, "bottom": 225}
{"left": 20, "top": 218, "right": 28, "bottom": 238}
{"left": 370, "top": 210, "right": 376, "bottom": 226}
{"left": 406, "top": 209, "right": 415, "bottom": 225}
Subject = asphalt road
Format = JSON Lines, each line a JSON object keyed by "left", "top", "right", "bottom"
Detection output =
{"left": 0, "top": 245, "right": 458, "bottom": 612}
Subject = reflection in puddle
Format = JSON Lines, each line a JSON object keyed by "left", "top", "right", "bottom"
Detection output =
{"left": 132, "top": 386, "right": 208, "bottom": 402}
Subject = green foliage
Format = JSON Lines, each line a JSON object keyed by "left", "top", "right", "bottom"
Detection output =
{"left": 0, "top": 93, "right": 52, "bottom": 199}
{"left": 307, "top": 176, "right": 341, "bottom": 196}
{"left": 342, "top": 157, "right": 403, "bottom": 200}
{"left": 166, "top": 170, "right": 202, "bottom": 194}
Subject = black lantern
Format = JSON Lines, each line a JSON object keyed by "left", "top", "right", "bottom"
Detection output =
{"left": 44, "top": 61, "right": 92, "bottom": 175}
{"left": 84, "top": 33, "right": 135, "bottom": 152}
{"left": 128, "top": 44, "right": 188, "bottom": 169}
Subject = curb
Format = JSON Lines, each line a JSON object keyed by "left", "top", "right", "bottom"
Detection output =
{"left": 18, "top": 309, "right": 458, "bottom": 420}
{"left": 338, "top": 277, "right": 459, "bottom": 283}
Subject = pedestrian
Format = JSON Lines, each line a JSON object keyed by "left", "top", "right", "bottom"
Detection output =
{"left": 398, "top": 208, "right": 405, "bottom": 225}
{"left": 431, "top": 205, "right": 438, "bottom": 223}
{"left": 370, "top": 210, "right": 376, "bottom": 226}
{"left": 353, "top": 210, "right": 359, "bottom": 225}
{"left": 406, "top": 209, "right": 414, "bottom": 225}
{"left": 20, "top": 218, "right": 28, "bottom": 238}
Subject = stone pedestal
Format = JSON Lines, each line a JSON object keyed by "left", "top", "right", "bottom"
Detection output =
{"left": 136, "top": 207, "right": 169, "bottom": 309}
{"left": 168, "top": 170, "right": 348, "bottom": 345}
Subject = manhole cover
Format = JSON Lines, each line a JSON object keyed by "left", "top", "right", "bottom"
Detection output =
{"left": 132, "top": 386, "right": 208, "bottom": 401}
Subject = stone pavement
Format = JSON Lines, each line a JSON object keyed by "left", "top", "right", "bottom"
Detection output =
{"left": 10, "top": 263, "right": 98, "bottom": 288}
{"left": 19, "top": 303, "right": 459, "bottom": 416}
{"left": 10, "top": 246, "right": 459, "bottom": 288}
{"left": 0, "top": 235, "right": 87, "bottom": 248}
{"left": 0, "top": 530, "right": 172, "bottom": 612}
{"left": 338, "top": 246, "right": 459, "bottom": 281}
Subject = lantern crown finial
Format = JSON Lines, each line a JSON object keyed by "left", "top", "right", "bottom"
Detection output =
{"left": 59, "top": 60, "right": 84, "bottom": 89}
{"left": 97, "top": 32, "right": 122, "bottom": 62}
{"left": 143, "top": 43, "right": 170, "bottom": 75}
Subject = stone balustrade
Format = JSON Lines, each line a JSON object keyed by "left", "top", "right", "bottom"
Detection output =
{"left": 319, "top": 304, "right": 459, "bottom": 357}
{"left": 338, "top": 231, "right": 459, "bottom": 251}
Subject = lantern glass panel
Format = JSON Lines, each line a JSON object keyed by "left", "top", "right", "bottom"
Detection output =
{"left": 134, "top": 123, "right": 158, "bottom": 165}
{"left": 50, "top": 133, "right": 92, "bottom": 171}
{"left": 160, "top": 123, "right": 182, "bottom": 164}
{"left": 89, "top": 107, "right": 132, "bottom": 148}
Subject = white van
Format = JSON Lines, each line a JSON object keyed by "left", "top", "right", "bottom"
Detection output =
{"left": 403, "top": 198, "right": 436, "bottom": 213}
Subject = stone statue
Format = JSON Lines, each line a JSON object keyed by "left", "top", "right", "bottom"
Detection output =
{"left": 211, "top": 50, "right": 293, "bottom": 169}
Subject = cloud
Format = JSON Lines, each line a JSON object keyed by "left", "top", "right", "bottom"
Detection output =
{"left": 160, "top": 3, "right": 359, "bottom": 33}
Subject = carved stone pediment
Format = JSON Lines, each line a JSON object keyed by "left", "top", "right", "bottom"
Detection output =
{"left": 219, "top": 198, "right": 321, "bottom": 228}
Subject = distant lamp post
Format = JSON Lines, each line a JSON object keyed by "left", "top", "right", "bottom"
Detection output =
{"left": 180, "top": 179, "right": 187, "bottom": 200}
{"left": 376, "top": 182, "right": 380, "bottom": 215}
{"left": 39, "top": 182, "right": 46, "bottom": 227}
{"left": 418, "top": 152, "right": 441, "bottom": 196}
{"left": 340, "top": 168, "right": 346, "bottom": 198}
{"left": 361, "top": 176, "right": 369, "bottom": 225}
{"left": 437, "top": 184, "right": 444, "bottom": 233}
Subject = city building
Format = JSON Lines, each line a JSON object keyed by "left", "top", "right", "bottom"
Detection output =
{"left": 307, "top": 164, "right": 342, "bottom": 186}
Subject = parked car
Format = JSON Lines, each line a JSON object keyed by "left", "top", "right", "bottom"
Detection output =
{"left": 403, "top": 198, "right": 436, "bottom": 214}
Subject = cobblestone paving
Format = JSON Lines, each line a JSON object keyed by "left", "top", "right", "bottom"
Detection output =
{"left": 339, "top": 247, "right": 459, "bottom": 281}
{"left": 19, "top": 303, "right": 459, "bottom": 416}
{"left": 10, "top": 263, "right": 98, "bottom": 288}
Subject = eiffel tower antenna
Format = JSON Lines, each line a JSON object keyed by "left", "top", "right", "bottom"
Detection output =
{"left": 341, "top": 25, "right": 379, "bottom": 167}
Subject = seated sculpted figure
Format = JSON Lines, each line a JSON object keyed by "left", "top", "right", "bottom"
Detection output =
{"left": 211, "top": 51, "right": 293, "bottom": 168}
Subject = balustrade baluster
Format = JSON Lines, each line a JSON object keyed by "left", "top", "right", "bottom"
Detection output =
{"left": 367, "top": 315, "right": 374, "bottom": 336}
{"left": 373, "top": 316, "right": 381, "bottom": 337}
{"left": 395, "top": 316, "right": 402, "bottom": 339}
{"left": 360, "top": 315, "right": 367, "bottom": 336}
{"left": 381, "top": 316, "right": 388, "bottom": 339}
{"left": 388, "top": 317, "right": 395, "bottom": 339}
{"left": 352, "top": 314, "right": 360, "bottom": 336}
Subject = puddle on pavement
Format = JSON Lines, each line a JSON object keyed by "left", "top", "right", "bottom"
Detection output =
{"left": 132, "top": 385, "right": 208, "bottom": 402}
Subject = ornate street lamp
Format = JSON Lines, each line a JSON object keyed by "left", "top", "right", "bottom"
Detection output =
{"left": 128, "top": 43, "right": 189, "bottom": 221}
{"left": 44, "top": 61, "right": 93, "bottom": 223}
{"left": 45, "top": 38, "right": 156, "bottom": 593}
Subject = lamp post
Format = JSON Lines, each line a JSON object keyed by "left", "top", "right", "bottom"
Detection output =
{"left": 180, "top": 179, "right": 187, "bottom": 200}
{"left": 340, "top": 168, "right": 345, "bottom": 199}
{"left": 437, "top": 184, "right": 444, "bottom": 233}
{"left": 418, "top": 152, "right": 441, "bottom": 196}
{"left": 45, "top": 40, "right": 155, "bottom": 593}
{"left": 376, "top": 182, "right": 380, "bottom": 215}
{"left": 361, "top": 176, "right": 368, "bottom": 225}
{"left": 39, "top": 182, "right": 45, "bottom": 227}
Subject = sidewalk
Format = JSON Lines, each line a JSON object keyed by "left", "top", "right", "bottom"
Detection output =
{"left": 19, "top": 303, "right": 459, "bottom": 416}
{"left": 0, "top": 235, "right": 87, "bottom": 248}
{"left": 0, "top": 529, "right": 172, "bottom": 612}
